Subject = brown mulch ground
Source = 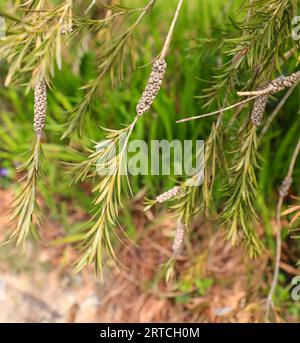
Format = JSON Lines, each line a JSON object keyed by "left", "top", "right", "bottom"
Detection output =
{"left": 0, "top": 188, "right": 298, "bottom": 323}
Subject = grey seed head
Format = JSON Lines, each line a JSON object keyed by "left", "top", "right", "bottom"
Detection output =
{"left": 172, "top": 220, "right": 185, "bottom": 254}
{"left": 153, "top": 60, "right": 160, "bottom": 69}
{"left": 279, "top": 176, "right": 292, "bottom": 197}
{"left": 158, "top": 65, "right": 165, "bottom": 73}
{"left": 153, "top": 75, "right": 160, "bottom": 83}
{"left": 159, "top": 73, "right": 164, "bottom": 80}
{"left": 152, "top": 91, "right": 158, "bottom": 98}
{"left": 251, "top": 94, "right": 268, "bottom": 126}
{"left": 156, "top": 186, "right": 181, "bottom": 203}
{"left": 138, "top": 102, "right": 145, "bottom": 109}
{"left": 283, "top": 80, "right": 292, "bottom": 87}
{"left": 34, "top": 79, "right": 47, "bottom": 135}
{"left": 147, "top": 84, "right": 154, "bottom": 91}
{"left": 152, "top": 88, "right": 159, "bottom": 96}
{"left": 152, "top": 83, "right": 160, "bottom": 90}
{"left": 146, "top": 90, "right": 153, "bottom": 97}
{"left": 269, "top": 73, "right": 300, "bottom": 94}
{"left": 135, "top": 58, "right": 167, "bottom": 116}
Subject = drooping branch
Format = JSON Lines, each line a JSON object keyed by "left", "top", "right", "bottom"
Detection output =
{"left": 7, "top": 78, "right": 47, "bottom": 246}
{"left": 71, "top": 0, "right": 185, "bottom": 277}
{"left": 237, "top": 72, "right": 300, "bottom": 97}
{"left": 265, "top": 137, "right": 300, "bottom": 322}
{"left": 177, "top": 71, "right": 300, "bottom": 124}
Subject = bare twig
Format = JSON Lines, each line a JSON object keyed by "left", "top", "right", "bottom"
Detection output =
{"left": 176, "top": 95, "right": 260, "bottom": 123}
{"left": 177, "top": 72, "right": 300, "bottom": 125}
{"left": 265, "top": 137, "right": 300, "bottom": 321}
{"left": 237, "top": 87, "right": 275, "bottom": 97}
{"left": 160, "top": 0, "right": 184, "bottom": 59}
{"left": 247, "top": 0, "right": 253, "bottom": 21}
{"left": 85, "top": 0, "right": 96, "bottom": 14}
{"left": 238, "top": 71, "right": 300, "bottom": 97}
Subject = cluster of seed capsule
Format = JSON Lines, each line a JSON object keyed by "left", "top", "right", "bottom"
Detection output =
{"left": 156, "top": 186, "right": 181, "bottom": 203}
{"left": 172, "top": 220, "right": 186, "bottom": 255}
{"left": 136, "top": 58, "right": 167, "bottom": 116}
{"left": 251, "top": 94, "right": 268, "bottom": 126}
{"left": 33, "top": 80, "right": 47, "bottom": 136}
{"left": 251, "top": 71, "right": 300, "bottom": 126}
{"left": 269, "top": 71, "right": 300, "bottom": 94}
{"left": 279, "top": 176, "right": 293, "bottom": 197}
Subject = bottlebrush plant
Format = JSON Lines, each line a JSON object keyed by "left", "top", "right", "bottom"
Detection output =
{"left": 0, "top": 0, "right": 299, "bottom": 322}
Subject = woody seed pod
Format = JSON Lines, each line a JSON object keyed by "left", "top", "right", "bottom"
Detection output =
{"left": 147, "top": 84, "right": 154, "bottom": 91}
{"left": 172, "top": 220, "right": 185, "bottom": 254}
{"left": 136, "top": 58, "right": 167, "bottom": 117}
{"left": 156, "top": 186, "right": 181, "bottom": 203}
{"left": 269, "top": 71, "right": 300, "bottom": 94}
{"left": 251, "top": 94, "right": 268, "bottom": 126}
{"left": 279, "top": 176, "right": 292, "bottom": 197}
{"left": 34, "top": 79, "right": 47, "bottom": 136}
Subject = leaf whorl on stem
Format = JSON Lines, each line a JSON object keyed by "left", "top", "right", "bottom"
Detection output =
{"left": 136, "top": 58, "right": 167, "bottom": 116}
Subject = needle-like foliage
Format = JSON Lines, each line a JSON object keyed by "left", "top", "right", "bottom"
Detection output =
{"left": 69, "top": 0, "right": 184, "bottom": 277}
{"left": 71, "top": 125, "right": 134, "bottom": 278}
{"left": 200, "top": 0, "right": 298, "bottom": 108}
{"left": 7, "top": 136, "right": 44, "bottom": 246}
{"left": 221, "top": 124, "right": 264, "bottom": 257}
{"left": 0, "top": 1, "right": 299, "bottom": 299}
{"left": 62, "top": 0, "right": 157, "bottom": 138}
{"left": 0, "top": 0, "right": 73, "bottom": 88}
